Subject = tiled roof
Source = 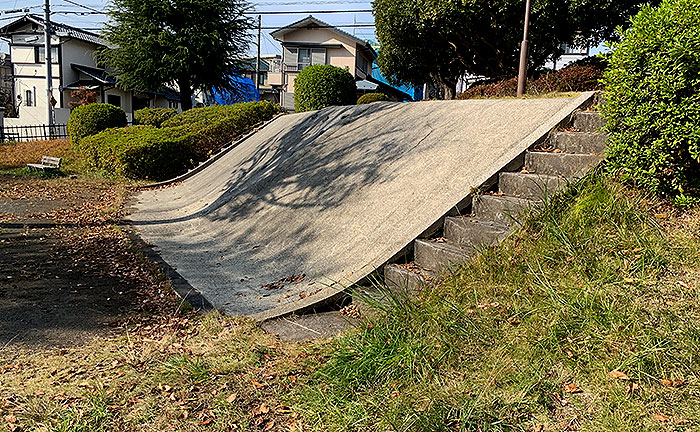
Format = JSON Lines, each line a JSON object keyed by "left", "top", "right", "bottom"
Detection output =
{"left": 0, "top": 14, "right": 107, "bottom": 46}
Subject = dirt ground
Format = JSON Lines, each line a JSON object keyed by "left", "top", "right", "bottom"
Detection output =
{"left": 0, "top": 173, "right": 179, "bottom": 349}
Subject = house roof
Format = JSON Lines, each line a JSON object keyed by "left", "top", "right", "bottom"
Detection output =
{"left": 72, "top": 63, "right": 116, "bottom": 85}
{"left": 271, "top": 16, "right": 377, "bottom": 60}
{"left": 0, "top": 14, "right": 106, "bottom": 46}
{"left": 234, "top": 57, "right": 271, "bottom": 73}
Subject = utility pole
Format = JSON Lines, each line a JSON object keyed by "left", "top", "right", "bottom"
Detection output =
{"left": 516, "top": 0, "right": 532, "bottom": 98}
{"left": 44, "top": 0, "right": 54, "bottom": 127}
{"left": 256, "top": 15, "right": 261, "bottom": 92}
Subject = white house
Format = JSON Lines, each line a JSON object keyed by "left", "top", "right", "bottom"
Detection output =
{"left": 268, "top": 16, "right": 379, "bottom": 109}
{"left": 0, "top": 14, "right": 180, "bottom": 129}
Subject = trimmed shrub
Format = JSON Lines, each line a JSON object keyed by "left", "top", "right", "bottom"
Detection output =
{"left": 134, "top": 107, "right": 178, "bottom": 127}
{"left": 67, "top": 103, "right": 127, "bottom": 145}
{"left": 357, "top": 93, "right": 390, "bottom": 104}
{"left": 293, "top": 65, "right": 357, "bottom": 112}
{"left": 163, "top": 101, "right": 280, "bottom": 157}
{"left": 75, "top": 101, "right": 280, "bottom": 180}
{"left": 79, "top": 126, "right": 197, "bottom": 180}
{"left": 602, "top": 0, "right": 700, "bottom": 200}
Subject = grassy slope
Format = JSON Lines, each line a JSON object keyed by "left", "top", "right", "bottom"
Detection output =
{"left": 297, "top": 175, "right": 700, "bottom": 431}
{"left": 2, "top": 175, "right": 699, "bottom": 431}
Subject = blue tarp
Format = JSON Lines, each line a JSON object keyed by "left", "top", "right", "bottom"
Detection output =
{"left": 212, "top": 75, "right": 260, "bottom": 105}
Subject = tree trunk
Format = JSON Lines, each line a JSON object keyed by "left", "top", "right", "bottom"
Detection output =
{"left": 441, "top": 81, "right": 456, "bottom": 100}
{"left": 178, "top": 77, "right": 193, "bottom": 111}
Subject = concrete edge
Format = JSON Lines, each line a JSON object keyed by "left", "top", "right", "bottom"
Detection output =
{"left": 135, "top": 113, "right": 286, "bottom": 191}
{"left": 248, "top": 92, "right": 599, "bottom": 323}
{"left": 123, "top": 228, "right": 215, "bottom": 312}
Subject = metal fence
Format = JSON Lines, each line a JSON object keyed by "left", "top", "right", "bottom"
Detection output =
{"left": 1, "top": 124, "right": 69, "bottom": 142}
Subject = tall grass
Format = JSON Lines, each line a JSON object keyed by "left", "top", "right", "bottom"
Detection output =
{"left": 295, "top": 175, "right": 700, "bottom": 431}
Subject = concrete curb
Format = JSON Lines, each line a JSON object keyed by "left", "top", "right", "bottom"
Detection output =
{"left": 135, "top": 113, "right": 285, "bottom": 191}
{"left": 249, "top": 92, "right": 599, "bottom": 323}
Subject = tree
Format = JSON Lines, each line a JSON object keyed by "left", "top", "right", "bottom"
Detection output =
{"left": 98, "top": 0, "right": 252, "bottom": 111}
{"left": 373, "top": 0, "right": 658, "bottom": 99}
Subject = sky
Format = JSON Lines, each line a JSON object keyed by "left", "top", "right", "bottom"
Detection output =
{"left": 0, "top": 0, "right": 377, "bottom": 56}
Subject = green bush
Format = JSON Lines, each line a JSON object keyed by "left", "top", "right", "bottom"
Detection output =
{"left": 79, "top": 126, "right": 197, "bottom": 180}
{"left": 67, "top": 103, "right": 127, "bottom": 146}
{"left": 163, "top": 101, "right": 280, "bottom": 157}
{"left": 602, "top": 0, "right": 700, "bottom": 199}
{"left": 357, "top": 93, "right": 390, "bottom": 104}
{"left": 75, "top": 101, "right": 280, "bottom": 180}
{"left": 293, "top": 65, "right": 357, "bottom": 112}
{"left": 133, "top": 107, "right": 178, "bottom": 127}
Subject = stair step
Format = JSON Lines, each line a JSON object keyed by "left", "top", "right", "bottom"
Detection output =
{"left": 525, "top": 151, "right": 603, "bottom": 177}
{"left": 499, "top": 172, "right": 565, "bottom": 200}
{"left": 414, "top": 239, "right": 474, "bottom": 273}
{"left": 383, "top": 264, "right": 435, "bottom": 293}
{"left": 574, "top": 111, "right": 606, "bottom": 132}
{"left": 550, "top": 132, "right": 607, "bottom": 154}
{"left": 472, "top": 195, "right": 533, "bottom": 225}
{"left": 444, "top": 216, "right": 509, "bottom": 247}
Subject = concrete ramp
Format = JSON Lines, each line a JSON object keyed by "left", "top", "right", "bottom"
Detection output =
{"left": 129, "top": 94, "right": 593, "bottom": 319}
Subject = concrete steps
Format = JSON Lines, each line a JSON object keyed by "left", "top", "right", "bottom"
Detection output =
{"left": 444, "top": 217, "right": 509, "bottom": 247}
{"left": 574, "top": 111, "right": 606, "bottom": 132}
{"left": 382, "top": 108, "right": 608, "bottom": 295}
{"left": 525, "top": 151, "right": 603, "bottom": 177}
{"left": 499, "top": 172, "right": 564, "bottom": 200}
{"left": 550, "top": 132, "right": 607, "bottom": 154}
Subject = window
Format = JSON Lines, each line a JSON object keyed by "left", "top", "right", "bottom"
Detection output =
{"left": 284, "top": 46, "right": 326, "bottom": 71}
{"left": 357, "top": 55, "right": 369, "bottom": 74}
{"left": 258, "top": 72, "right": 266, "bottom": 85}
{"left": 107, "top": 94, "right": 121, "bottom": 107}
{"left": 34, "top": 46, "right": 58, "bottom": 64}
{"left": 168, "top": 100, "right": 179, "bottom": 109}
{"left": 25, "top": 89, "right": 32, "bottom": 107}
{"left": 298, "top": 48, "right": 311, "bottom": 70}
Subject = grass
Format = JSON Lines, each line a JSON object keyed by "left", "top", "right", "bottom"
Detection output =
{"left": 0, "top": 139, "right": 72, "bottom": 171}
{"left": 294, "top": 174, "right": 700, "bottom": 431}
{"left": 2, "top": 173, "right": 699, "bottom": 431}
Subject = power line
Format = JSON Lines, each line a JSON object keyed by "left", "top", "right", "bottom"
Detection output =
{"left": 51, "top": 9, "right": 373, "bottom": 15}
{"left": 59, "top": 0, "right": 101, "bottom": 13}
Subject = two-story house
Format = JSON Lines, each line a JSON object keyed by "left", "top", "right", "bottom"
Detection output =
{"left": 268, "top": 16, "right": 379, "bottom": 109}
{"left": 0, "top": 14, "right": 180, "bottom": 129}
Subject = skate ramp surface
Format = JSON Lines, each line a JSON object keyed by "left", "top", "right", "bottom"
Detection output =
{"left": 129, "top": 94, "right": 592, "bottom": 318}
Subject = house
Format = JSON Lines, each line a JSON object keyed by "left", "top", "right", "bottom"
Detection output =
{"left": 269, "top": 16, "right": 389, "bottom": 109}
{"left": 234, "top": 55, "right": 282, "bottom": 104}
{"left": 0, "top": 14, "right": 180, "bottom": 128}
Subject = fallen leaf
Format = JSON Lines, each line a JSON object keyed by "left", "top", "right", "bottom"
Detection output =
{"left": 563, "top": 382, "right": 582, "bottom": 393}
{"left": 609, "top": 370, "right": 629, "bottom": 380}
{"left": 251, "top": 380, "right": 265, "bottom": 389}
{"left": 198, "top": 418, "right": 213, "bottom": 426}
{"left": 653, "top": 414, "right": 670, "bottom": 422}
{"left": 533, "top": 425, "right": 544, "bottom": 432}
{"left": 226, "top": 393, "right": 238, "bottom": 403}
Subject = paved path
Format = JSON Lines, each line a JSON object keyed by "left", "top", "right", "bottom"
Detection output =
{"left": 129, "top": 96, "right": 591, "bottom": 318}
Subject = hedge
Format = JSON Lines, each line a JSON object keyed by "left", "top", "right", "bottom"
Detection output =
{"left": 357, "top": 93, "right": 390, "bottom": 104}
{"left": 76, "top": 101, "right": 280, "bottom": 180}
{"left": 133, "top": 107, "right": 178, "bottom": 127}
{"left": 294, "top": 65, "right": 357, "bottom": 112}
{"left": 79, "top": 126, "right": 196, "bottom": 180}
{"left": 602, "top": 0, "right": 700, "bottom": 203}
{"left": 67, "top": 103, "right": 127, "bottom": 145}
{"left": 456, "top": 60, "right": 606, "bottom": 100}
{"left": 162, "top": 101, "right": 280, "bottom": 157}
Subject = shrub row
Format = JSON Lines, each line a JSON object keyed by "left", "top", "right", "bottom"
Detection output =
{"left": 133, "top": 107, "right": 178, "bottom": 127}
{"left": 456, "top": 61, "right": 606, "bottom": 100}
{"left": 357, "top": 93, "right": 390, "bottom": 104}
{"left": 77, "top": 101, "right": 280, "bottom": 180}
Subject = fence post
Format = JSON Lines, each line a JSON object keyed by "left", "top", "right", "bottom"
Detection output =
{"left": 0, "top": 107, "right": 5, "bottom": 142}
